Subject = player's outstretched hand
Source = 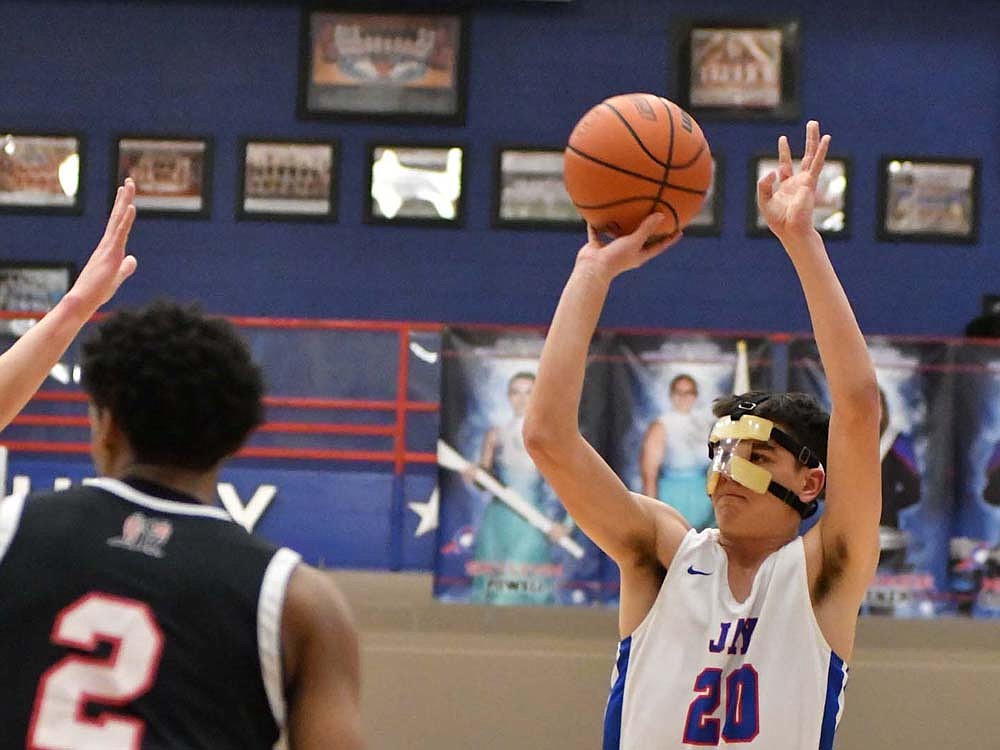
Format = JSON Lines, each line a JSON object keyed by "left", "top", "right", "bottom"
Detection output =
{"left": 69, "top": 178, "right": 139, "bottom": 312}
{"left": 576, "top": 213, "right": 682, "bottom": 282}
{"left": 757, "top": 119, "right": 831, "bottom": 243}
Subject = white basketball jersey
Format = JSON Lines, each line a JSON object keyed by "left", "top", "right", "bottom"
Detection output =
{"left": 604, "top": 529, "right": 847, "bottom": 749}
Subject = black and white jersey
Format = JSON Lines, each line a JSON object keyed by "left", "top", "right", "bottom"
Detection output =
{"left": 0, "top": 477, "right": 300, "bottom": 750}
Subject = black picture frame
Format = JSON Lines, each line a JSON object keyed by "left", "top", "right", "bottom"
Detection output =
{"left": 237, "top": 138, "right": 339, "bottom": 222}
{"left": 298, "top": 6, "right": 468, "bottom": 124}
{"left": 0, "top": 260, "right": 75, "bottom": 336}
{"left": 746, "top": 154, "right": 850, "bottom": 239}
{"left": 673, "top": 19, "right": 800, "bottom": 121}
{"left": 364, "top": 142, "right": 465, "bottom": 227}
{"left": 683, "top": 154, "right": 724, "bottom": 236}
{"left": 877, "top": 156, "right": 980, "bottom": 244}
{"left": 0, "top": 131, "right": 84, "bottom": 215}
{"left": 112, "top": 135, "right": 212, "bottom": 219}
{"left": 492, "top": 145, "right": 583, "bottom": 231}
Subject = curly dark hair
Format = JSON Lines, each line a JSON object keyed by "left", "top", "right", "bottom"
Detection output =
{"left": 712, "top": 391, "right": 830, "bottom": 469}
{"left": 82, "top": 301, "right": 264, "bottom": 471}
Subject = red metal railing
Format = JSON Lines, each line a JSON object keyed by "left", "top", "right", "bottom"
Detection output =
{"left": 1, "top": 312, "right": 441, "bottom": 468}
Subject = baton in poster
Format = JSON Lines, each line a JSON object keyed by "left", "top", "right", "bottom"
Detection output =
{"left": 436, "top": 439, "right": 584, "bottom": 559}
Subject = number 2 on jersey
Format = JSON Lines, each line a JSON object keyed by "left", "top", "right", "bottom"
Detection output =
{"left": 683, "top": 665, "right": 759, "bottom": 744}
{"left": 28, "top": 592, "right": 164, "bottom": 750}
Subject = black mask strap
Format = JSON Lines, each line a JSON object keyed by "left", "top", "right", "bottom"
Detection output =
{"left": 767, "top": 480, "right": 819, "bottom": 519}
{"left": 768, "top": 427, "right": 821, "bottom": 469}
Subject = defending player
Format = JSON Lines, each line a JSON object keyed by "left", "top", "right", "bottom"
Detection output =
{"left": 0, "top": 178, "right": 138, "bottom": 431}
{"left": 0, "top": 302, "right": 363, "bottom": 749}
{"left": 524, "top": 121, "right": 880, "bottom": 748}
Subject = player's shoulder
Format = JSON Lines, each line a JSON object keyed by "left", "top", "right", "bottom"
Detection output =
{"left": 282, "top": 564, "right": 358, "bottom": 671}
{"left": 14, "top": 483, "right": 111, "bottom": 523}
{"left": 286, "top": 564, "right": 353, "bottom": 624}
{"left": 1, "top": 485, "right": 131, "bottom": 560}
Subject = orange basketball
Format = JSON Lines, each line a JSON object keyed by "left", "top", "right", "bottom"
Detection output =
{"left": 564, "top": 93, "right": 712, "bottom": 238}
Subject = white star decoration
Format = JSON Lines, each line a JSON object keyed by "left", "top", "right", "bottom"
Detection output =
{"left": 407, "top": 486, "right": 439, "bottom": 537}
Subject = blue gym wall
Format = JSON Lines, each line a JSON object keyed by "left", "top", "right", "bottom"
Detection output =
{"left": 1, "top": 0, "right": 997, "bottom": 335}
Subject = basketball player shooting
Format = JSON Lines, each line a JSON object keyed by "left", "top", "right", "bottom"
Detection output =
{"left": 524, "top": 120, "right": 881, "bottom": 748}
{"left": 0, "top": 178, "right": 138, "bottom": 431}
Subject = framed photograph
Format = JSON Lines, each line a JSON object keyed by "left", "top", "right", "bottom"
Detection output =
{"left": 684, "top": 154, "right": 724, "bottom": 236}
{"left": 0, "top": 132, "right": 83, "bottom": 214}
{"left": 365, "top": 143, "right": 464, "bottom": 227}
{"left": 299, "top": 8, "right": 468, "bottom": 124}
{"left": 0, "top": 261, "right": 74, "bottom": 336}
{"left": 112, "top": 135, "right": 212, "bottom": 218}
{"left": 492, "top": 146, "right": 582, "bottom": 231}
{"left": 238, "top": 138, "right": 338, "bottom": 221}
{"left": 747, "top": 155, "right": 850, "bottom": 238}
{"left": 674, "top": 19, "right": 800, "bottom": 120}
{"left": 878, "top": 157, "right": 980, "bottom": 243}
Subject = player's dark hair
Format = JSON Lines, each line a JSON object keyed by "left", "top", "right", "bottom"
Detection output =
{"left": 82, "top": 301, "right": 264, "bottom": 471}
{"left": 712, "top": 391, "right": 830, "bottom": 469}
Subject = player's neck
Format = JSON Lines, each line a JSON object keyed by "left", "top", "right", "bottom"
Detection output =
{"left": 717, "top": 530, "right": 795, "bottom": 570}
{"left": 116, "top": 463, "right": 220, "bottom": 506}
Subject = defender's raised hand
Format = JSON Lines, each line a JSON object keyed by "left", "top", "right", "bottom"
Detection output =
{"left": 0, "top": 178, "right": 139, "bottom": 431}
{"left": 68, "top": 177, "right": 139, "bottom": 312}
{"left": 757, "top": 120, "right": 831, "bottom": 241}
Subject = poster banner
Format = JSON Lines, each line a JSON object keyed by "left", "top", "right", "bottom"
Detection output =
{"left": 949, "top": 342, "right": 1000, "bottom": 617}
{"left": 611, "top": 334, "right": 774, "bottom": 533}
{"left": 434, "top": 328, "right": 613, "bottom": 606}
{"left": 788, "top": 337, "right": 953, "bottom": 617}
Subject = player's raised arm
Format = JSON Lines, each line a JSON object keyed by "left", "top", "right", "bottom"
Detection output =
{"left": 758, "top": 121, "right": 881, "bottom": 604}
{"left": 523, "top": 216, "right": 686, "bottom": 569}
{"left": 0, "top": 178, "right": 138, "bottom": 431}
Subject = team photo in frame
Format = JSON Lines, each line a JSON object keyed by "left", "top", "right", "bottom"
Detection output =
{"left": 112, "top": 135, "right": 212, "bottom": 218}
{"left": 237, "top": 138, "right": 338, "bottom": 222}
{"left": 0, "top": 132, "right": 83, "bottom": 215}
{"left": 492, "top": 146, "right": 583, "bottom": 231}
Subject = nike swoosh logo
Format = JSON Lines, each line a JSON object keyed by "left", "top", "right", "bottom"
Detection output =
{"left": 687, "top": 565, "right": 712, "bottom": 576}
